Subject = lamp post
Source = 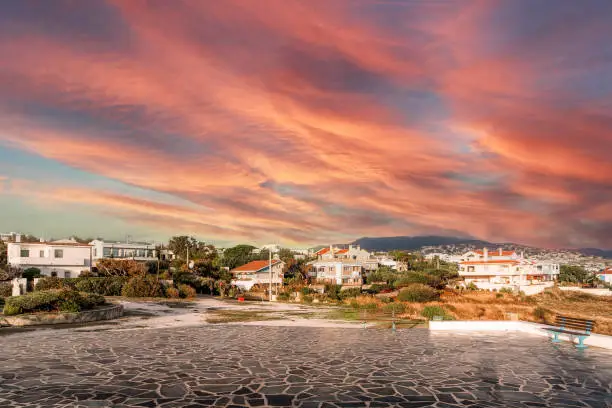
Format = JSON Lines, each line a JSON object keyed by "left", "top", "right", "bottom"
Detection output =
{"left": 269, "top": 249, "right": 273, "bottom": 301}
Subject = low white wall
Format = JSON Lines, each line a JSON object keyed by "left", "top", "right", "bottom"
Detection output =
{"left": 559, "top": 287, "right": 612, "bottom": 296}
{"left": 429, "top": 320, "right": 612, "bottom": 350}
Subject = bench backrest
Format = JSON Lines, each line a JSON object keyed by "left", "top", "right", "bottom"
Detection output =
{"left": 555, "top": 315, "right": 594, "bottom": 334}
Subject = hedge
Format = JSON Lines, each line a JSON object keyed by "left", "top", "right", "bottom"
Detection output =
{"left": 73, "top": 277, "right": 128, "bottom": 296}
{"left": 3, "top": 289, "right": 105, "bottom": 316}
{"left": 121, "top": 275, "right": 165, "bottom": 298}
{"left": 397, "top": 284, "right": 440, "bottom": 302}
{"left": 0, "top": 282, "right": 12, "bottom": 298}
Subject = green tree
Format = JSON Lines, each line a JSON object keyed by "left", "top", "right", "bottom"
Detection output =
{"left": 0, "top": 241, "right": 7, "bottom": 268}
{"left": 559, "top": 265, "right": 589, "bottom": 283}
{"left": 220, "top": 245, "right": 257, "bottom": 269}
{"left": 277, "top": 248, "right": 294, "bottom": 264}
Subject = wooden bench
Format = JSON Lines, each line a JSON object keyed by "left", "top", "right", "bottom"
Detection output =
{"left": 544, "top": 315, "right": 594, "bottom": 349}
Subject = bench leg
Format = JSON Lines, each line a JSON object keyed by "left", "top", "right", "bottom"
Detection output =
{"left": 575, "top": 336, "right": 588, "bottom": 349}
{"left": 551, "top": 332, "right": 561, "bottom": 343}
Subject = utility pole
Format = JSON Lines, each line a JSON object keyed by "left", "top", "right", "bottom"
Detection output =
{"left": 269, "top": 249, "right": 273, "bottom": 301}
{"left": 186, "top": 246, "right": 190, "bottom": 270}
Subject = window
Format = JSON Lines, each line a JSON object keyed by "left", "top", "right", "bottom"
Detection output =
{"left": 103, "top": 247, "right": 111, "bottom": 257}
{"left": 64, "top": 271, "right": 71, "bottom": 279}
{"left": 39, "top": 250, "right": 44, "bottom": 257}
{"left": 20, "top": 249, "right": 29, "bottom": 257}
{"left": 54, "top": 249, "right": 64, "bottom": 258}
{"left": 51, "top": 271, "right": 58, "bottom": 277}
{"left": 93, "top": 248, "right": 97, "bottom": 257}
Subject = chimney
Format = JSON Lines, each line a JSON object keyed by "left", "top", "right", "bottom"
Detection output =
{"left": 483, "top": 247, "right": 488, "bottom": 261}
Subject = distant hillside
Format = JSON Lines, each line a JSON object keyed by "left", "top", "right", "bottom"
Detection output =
{"left": 351, "top": 236, "right": 492, "bottom": 251}
{"left": 578, "top": 248, "right": 612, "bottom": 259}
{"left": 350, "top": 236, "right": 612, "bottom": 259}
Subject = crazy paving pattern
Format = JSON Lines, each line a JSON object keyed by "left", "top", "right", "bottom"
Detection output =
{"left": 0, "top": 326, "right": 611, "bottom": 407}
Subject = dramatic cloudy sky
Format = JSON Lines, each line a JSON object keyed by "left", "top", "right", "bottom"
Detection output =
{"left": 0, "top": 0, "right": 611, "bottom": 248}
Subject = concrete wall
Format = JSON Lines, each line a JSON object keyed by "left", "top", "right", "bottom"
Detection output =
{"left": 559, "top": 287, "right": 612, "bottom": 296}
{"left": 429, "top": 320, "right": 612, "bottom": 350}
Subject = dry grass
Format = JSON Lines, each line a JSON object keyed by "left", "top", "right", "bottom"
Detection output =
{"left": 338, "top": 288, "right": 612, "bottom": 335}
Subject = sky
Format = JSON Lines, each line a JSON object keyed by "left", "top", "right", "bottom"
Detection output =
{"left": 0, "top": 0, "right": 611, "bottom": 249}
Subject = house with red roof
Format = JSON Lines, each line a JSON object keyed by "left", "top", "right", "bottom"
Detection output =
{"left": 597, "top": 268, "right": 612, "bottom": 284}
{"left": 458, "top": 248, "right": 559, "bottom": 291}
{"left": 230, "top": 259, "right": 285, "bottom": 291}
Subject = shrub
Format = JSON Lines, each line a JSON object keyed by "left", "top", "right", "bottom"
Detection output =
{"left": 2, "top": 289, "right": 104, "bottom": 315}
{"left": 277, "top": 292, "right": 290, "bottom": 301}
{"left": 324, "top": 284, "right": 342, "bottom": 300}
{"left": 73, "top": 277, "right": 128, "bottom": 296}
{"left": 302, "top": 295, "right": 313, "bottom": 304}
{"left": 339, "top": 287, "right": 362, "bottom": 299}
{"left": 397, "top": 284, "right": 439, "bottom": 302}
{"left": 382, "top": 302, "right": 406, "bottom": 314}
{"left": 300, "top": 287, "right": 314, "bottom": 295}
{"left": 22, "top": 268, "right": 41, "bottom": 280}
{"left": 177, "top": 284, "right": 196, "bottom": 299}
{"left": 96, "top": 259, "right": 146, "bottom": 277}
{"left": 533, "top": 306, "right": 548, "bottom": 322}
{"left": 0, "top": 282, "right": 12, "bottom": 298}
{"left": 364, "top": 284, "right": 390, "bottom": 294}
{"left": 394, "top": 273, "right": 442, "bottom": 290}
{"left": 165, "top": 287, "right": 180, "bottom": 298}
{"left": 496, "top": 293, "right": 503, "bottom": 299}
{"left": 35, "top": 277, "right": 65, "bottom": 291}
{"left": 421, "top": 305, "right": 453, "bottom": 320}
{"left": 421, "top": 306, "right": 455, "bottom": 320}
{"left": 121, "top": 275, "right": 165, "bottom": 298}
{"left": 499, "top": 287, "right": 514, "bottom": 294}
{"left": 465, "top": 282, "right": 478, "bottom": 291}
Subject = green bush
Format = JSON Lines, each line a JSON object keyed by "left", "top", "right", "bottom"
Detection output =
{"left": 382, "top": 302, "right": 406, "bottom": 314}
{"left": 421, "top": 305, "right": 453, "bottom": 320}
{"left": 177, "top": 284, "right": 196, "bottom": 299}
{"left": 397, "top": 284, "right": 439, "bottom": 302}
{"left": 300, "top": 287, "right": 314, "bottom": 295}
{"left": 35, "top": 277, "right": 65, "bottom": 291}
{"left": 364, "top": 283, "right": 390, "bottom": 294}
{"left": 394, "top": 273, "right": 442, "bottom": 290}
{"left": 324, "top": 284, "right": 342, "bottom": 300}
{"left": 2, "top": 289, "right": 105, "bottom": 316}
{"left": 277, "top": 292, "right": 290, "bottom": 301}
{"left": 465, "top": 282, "right": 478, "bottom": 291}
{"left": 0, "top": 282, "right": 12, "bottom": 298}
{"left": 22, "top": 268, "right": 41, "bottom": 280}
{"left": 302, "top": 295, "right": 313, "bottom": 304}
{"left": 165, "top": 287, "right": 180, "bottom": 299}
{"left": 339, "top": 287, "right": 362, "bottom": 299}
{"left": 121, "top": 275, "right": 165, "bottom": 298}
{"left": 499, "top": 287, "right": 514, "bottom": 294}
{"left": 533, "top": 306, "right": 547, "bottom": 321}
{"left": 74, "top": 277, "right": 128, "bottom": 296}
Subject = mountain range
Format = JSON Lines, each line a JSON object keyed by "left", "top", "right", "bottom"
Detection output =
{"left": 350, "top": 235, "right": 612, "bottom": 258}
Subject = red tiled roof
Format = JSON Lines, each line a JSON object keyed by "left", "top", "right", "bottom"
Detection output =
{"left": 336, "top": 249, "right": 348, "bottom": 254}
{"left": 231, "top": 259, "right": 281, "bottom": 273}
{"left": 460, "top": 260, "right": 520, "bottom": 265}
{"left": 316, "top": 248, "right": 330, "bottom": 255}
{"left": 601, "top": 268, "right": 612, "bottom": 275}
{"left": 475, "top": 249, "right": 516, "bottom": 256}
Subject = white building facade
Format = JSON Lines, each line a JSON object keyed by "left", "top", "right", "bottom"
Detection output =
{"left": 458, "top": 248, "right": 560, "bottom": 292}
{"left": 230, "top": 260, "right": 285, "bottom": 291}
{"left": 7, "top": 240, "right": 92, "bottom": 278}
{"left": 89, "top": 240, "right": 157, "bottom": 263}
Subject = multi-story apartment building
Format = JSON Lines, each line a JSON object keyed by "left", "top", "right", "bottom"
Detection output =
{"left": 89, "top": 239, "right": 157, "bottom": 263}
{"left": 7, "top": 239, "right": 92, "bottom": 278}
{"left": 458, "top": 248, "right": 560, "bottom": 291}
{"left": 309, "top": 245, "right": 378, "bottom": 285}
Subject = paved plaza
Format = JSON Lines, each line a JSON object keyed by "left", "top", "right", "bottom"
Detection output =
{"left": 1, "top": 325, "right": 611, "bottom": 408}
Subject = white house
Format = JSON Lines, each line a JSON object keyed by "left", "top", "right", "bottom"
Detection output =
{"left": 308, "top": 260, "right": 363, "bottom": 285}
{"left": 230, "top": 259, "right": 285, "bottom": 291}
{"left": 7, "top": 239, "right": 92, "bottom": 278}
{"left": 89, "top": 239, "right": 157, "bottom": 263}
{"left": 458, "top": 248, "right": 560, "bottom": 291}
{"left": 598, "top": 268, "right": 612, "bottom": 284}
